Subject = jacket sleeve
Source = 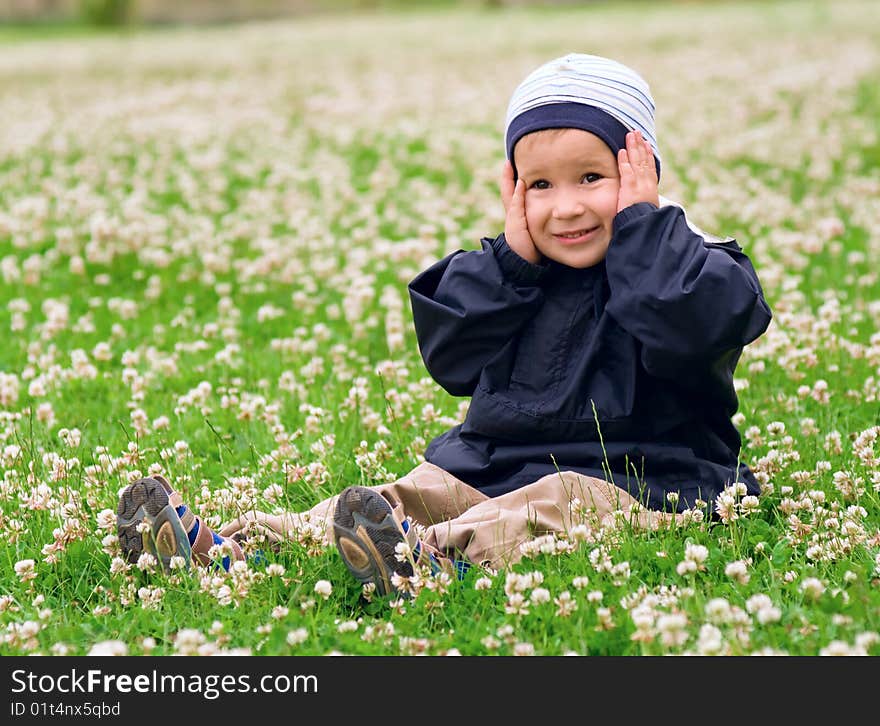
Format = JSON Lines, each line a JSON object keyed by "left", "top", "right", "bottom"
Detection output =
{"left": 604, "top": 203, "right": 772, "bottom": 384}
{"left": 407, "top": 234, "right": 549, "bottom": 396}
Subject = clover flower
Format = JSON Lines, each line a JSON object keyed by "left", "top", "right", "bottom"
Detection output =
{"left": 88, "top": 640, "right": 128, "bottom": 656}
{"left": 724, "top": 560, "right": 751, "bottom": 585}
{"left": 14, "top": 559, "right": 36, "bottom": 583}
{"left": 286, "top": 628, "right": 308, "bottom": 646}
{"left": 314, "top": 580, "right": 333, "bottom": 599}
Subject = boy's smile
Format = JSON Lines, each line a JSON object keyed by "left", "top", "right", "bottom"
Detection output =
{"left": 513, "top": 128, "right": 620, "bottom": 269}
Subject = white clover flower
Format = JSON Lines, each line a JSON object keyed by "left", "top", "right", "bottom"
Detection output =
{"left": 207, "top": 544, "right": 223, "bottom": 561}
{"left": 715, "top": 492, "right": 738, "bottom": 523}
{"left": 656, "top": 613, "right": 689, "bottom": 648}
{"left": 740, "top": 496, "right": 760, "bottom": 514}
{"left": 724, "top": 560, "right": 751, "bottom": 585}
{"left": 262, "top": 483, "right": 284, "bottom": 503}
{"left": 138, "top": 586, "right": 165, "bottom": 610}
{"left": 704, "top": 598, "right": 732, "bottom": 623}
{"left": 88, "top": 640, "right": 128, "bottom": 656}
{"left": 684, "top": 543, "right": 709, "bottom": 564}
{"left": 676, "top": 560, "right": 697, "bottom": 576}
{"left": 554, "top": 591, "right": 577, "bottom": 617}
{"left": 766, "top": 421, "right": 786, "bottom": 436}
{"left": 504, "top": 593, "right": 529, "bottom": 616}
{"left": 801, "top": 577, "right": 826, "bottom": 600}
{"left": 168, "top": 556, "right": 187, "bottom": 570}
{"left": 756, "top": 606, "right": 782, "bottom": 625}
{"left": 596, "top": 607, "right": 614, "bottom": 630}
{"left": 513, "top": 642, "right": 535, "bottom": 656}
{"left": 174, "top": 629, "right": 206, "bottom": 655}
{"left": 314, "top": 580, "right": 332, "bottom": 599}
{"left": 95, "top": 509, "right": 116, "bottom": 530}
{"left": 696, "top": 624, "right": 725, "bottom": 655}
{"left": 481, "top": 635, "right": 501, "bottom": 651}
{"left": 819, "top": 640, "right": 855, "bottom": 656}
{"left": 287, "top": 628, "right": 308, "bottom": 646}
{"left": 746, "top": 594, "right": 774, "bottom": 613}
{"left": 539, "top": 535, "right": 558, "bottom": 554}
{"left": 58, "top": 428, "right": 82, "bottom": 449}
{"left": 529, "top": 587, "right": 551, "bottom": 605}
{"left": 14, "top": 559, "right": 36, "bottom": 582}
{"left": 215, "top": 585, "right": 233, "bottom": 606}
{"left": 135, "top": 552, "right": 157, "bottom": 572}
{"left": 393, "top": 540, "right": 412, "bottom": 562}
{"left": 101, "top": 534, "right": 119, "bottom": 555}
{"left": 630, "top": 609, "right": 656, "bottom": 643}
{"left": 855, "top": 632, "right": 880, "bottom": 650}
{"left": 109, "top": 557, "right": 130, "bottom": 576}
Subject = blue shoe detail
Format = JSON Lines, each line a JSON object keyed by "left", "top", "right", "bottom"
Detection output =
{"left": 187, "top": 520, "right": 232, "bottom": 571}
{"left": 210, "top": 531, "right": 230, "bottom": 571}
{"left": 412, "top": 541, "right": 443, "bottom": 576}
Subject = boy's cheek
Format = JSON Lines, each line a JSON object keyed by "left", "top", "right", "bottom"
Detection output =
{"left": 531, "top": 236, "right": 551, "bottom": 258}
{"left": 523, "top": 204, "right": 543, "bottom": 235}
{"left": 608, "top": 179, "right": 622, "bottom": 200}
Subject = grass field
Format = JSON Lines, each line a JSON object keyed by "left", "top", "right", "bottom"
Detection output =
{"left": 1, "top": 0, "right": 879, "bottom": 655}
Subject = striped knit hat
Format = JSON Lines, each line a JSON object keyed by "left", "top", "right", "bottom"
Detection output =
{"left": 505, "top": 53, "right": 661, "bottom": 180}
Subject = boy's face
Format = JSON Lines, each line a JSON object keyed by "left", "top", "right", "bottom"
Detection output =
{"left": 514, "top": 128, "right": 620, "bottom": 269}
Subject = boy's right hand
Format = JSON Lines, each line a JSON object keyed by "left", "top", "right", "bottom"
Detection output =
{"left": 500, "top": 160, "right": 542, "bottom": 264}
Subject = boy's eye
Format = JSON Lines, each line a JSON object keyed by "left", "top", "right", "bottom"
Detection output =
{"left": 530, "top": 179, "right": 550, "bottom": 190}
{"left": 582, "top": 173, "right": 602, "bottom": 183}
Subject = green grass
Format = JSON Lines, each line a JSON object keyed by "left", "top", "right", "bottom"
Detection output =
{"left": 0, "top": 0, "right": 879, "bottom": 655}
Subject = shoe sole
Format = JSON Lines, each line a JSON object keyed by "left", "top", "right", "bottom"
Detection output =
{"left": 332, "top": 486, "right": 412, "bottom": 597}
{"left": 117, "top": 477, "right": 191, "bottom": 571}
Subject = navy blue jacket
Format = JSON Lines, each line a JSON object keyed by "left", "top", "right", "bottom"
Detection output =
{"left": 407, "top": 201, "right": 772, "bottom": 512}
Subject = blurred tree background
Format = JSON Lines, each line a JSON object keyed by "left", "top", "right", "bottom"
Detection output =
{"left": 0, "top": 0, "right": 714, "bottom": 26}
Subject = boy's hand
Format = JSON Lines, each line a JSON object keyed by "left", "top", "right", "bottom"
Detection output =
{"left": 500, "top": 160, "right": 542, "bottom": 264}
{"left": 617, "top": 130, "right": 660, "bottom": 213}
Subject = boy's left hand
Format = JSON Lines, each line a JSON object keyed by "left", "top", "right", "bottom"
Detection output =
{"left": 617, "top": 130, "right": 659, "bottom": 212}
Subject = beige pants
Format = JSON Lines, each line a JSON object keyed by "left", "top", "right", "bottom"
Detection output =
{"left": 220, "top": 462, "right": 680, "bottom": 570}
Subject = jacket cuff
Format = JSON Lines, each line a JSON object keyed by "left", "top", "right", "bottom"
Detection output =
{"left": 488, "top": 234, "right": 549, "bottom": 285}
{"left": 613, "top": 202, "right": 659, "bottom": 234}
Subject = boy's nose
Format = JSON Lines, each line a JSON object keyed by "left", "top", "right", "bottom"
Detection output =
{"left": 552, "top": 190, "right": 586, "bottom": 218}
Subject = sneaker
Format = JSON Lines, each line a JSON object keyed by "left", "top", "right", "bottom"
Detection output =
{"left": 332, "top": 486, "right": 422, "bottom": 596}
{"left": 331, "top": 486, "right": 473, "bottom": 596}
{"left": 116, "top": 475, "right": 244, "bottom": 571}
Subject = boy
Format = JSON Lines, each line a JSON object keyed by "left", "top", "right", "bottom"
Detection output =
{"left": 117, "top": 53, "right": 772, "bottom": 597}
